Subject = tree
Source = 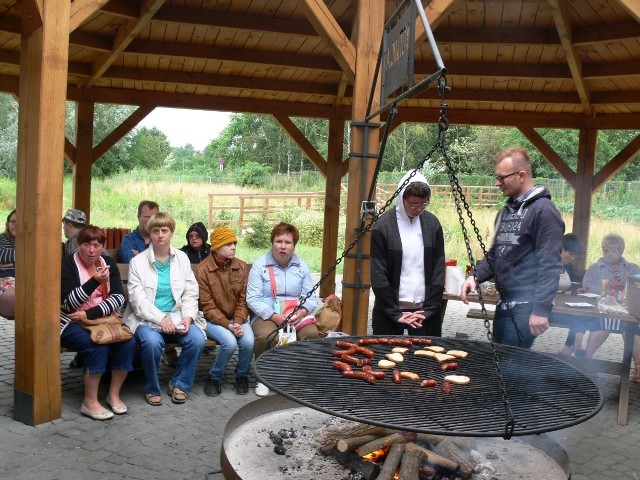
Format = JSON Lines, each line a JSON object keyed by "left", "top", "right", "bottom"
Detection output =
{"left": 128, "top": 127, "right": 171, "bottom": 170}
{"left": 0, "top": 94, "right": 18, "bottom": 178}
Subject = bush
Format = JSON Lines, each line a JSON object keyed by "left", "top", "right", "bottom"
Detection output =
{"left": 244, "top": 212, "right": 272, "bottom": 249}
{"left": 235, "top": 161, "right": 272, "bottom": 187}
{"left": 294, "top": 210, "right": 325, "bottom": 247}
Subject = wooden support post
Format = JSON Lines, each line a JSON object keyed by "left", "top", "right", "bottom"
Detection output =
{"left": 341, "top": 0, "right": 384, "bottom": 335}
{"left": 320, "top": 117, "right": 345, "bottom": 297}
{"left": 14, "top": 1, "right": 70, "bottom": 425}
{"left": 572, "top": 128, "right": 597, "bottom": 272}
{"left": 73, "top": 101, "right": 94, "bottom": 222}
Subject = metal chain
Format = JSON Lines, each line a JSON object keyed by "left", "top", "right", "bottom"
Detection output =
{"left": 268, "top": 74, "right": 517, "bottom": 438}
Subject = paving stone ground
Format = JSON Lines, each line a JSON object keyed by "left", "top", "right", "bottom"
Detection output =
{"left": 0, "top": 278, "right": 639, "bottom": 479}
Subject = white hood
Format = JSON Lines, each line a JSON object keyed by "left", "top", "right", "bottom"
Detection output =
{"left": 396, "top": 170, "right": 431, "bottom": 222}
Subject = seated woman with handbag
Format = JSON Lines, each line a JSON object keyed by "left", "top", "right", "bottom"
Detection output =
{"left": 60, "top": 225, "right": 136, "bottom": 421}
{"left": 124, "top": 212, "right": 206, "bottom": 406}
{"left": 247, "top": 222, "right": 319, "bottom": 397}
{"left": 0, "top": 209, "right": 17, "bottom": 319}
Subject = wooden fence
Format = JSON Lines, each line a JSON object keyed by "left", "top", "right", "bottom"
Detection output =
{"left": 208, "top": 185, "right": 501, "bottom": 231}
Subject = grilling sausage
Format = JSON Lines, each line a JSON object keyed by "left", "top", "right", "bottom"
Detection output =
{"left": 355, "top": 346, "right": 375, "bottom": 358}
{"left": 333, "top": 348, "right": 357, "bottom": 357}
{"left": 358, "top": 338, "right": 389, "bottom": 345}
{"left": 441, "top": 362, "right": 459, "bottom": 371}
{"left": 420, "top": 379, "right": 437, "bottom": 388}
{"left": 341, "top": 354, "right": 372, "bottom": 367}
{"left": 336, "top": 341, "right": 358, "bottom": 349}
{"left": 362, "top": 365, "right": 386, "bottom": 380}
{"left": 343, "top": 370, "right": 376, "bottom": 384}
{"left": 442, "top": 382, "right": 452, "bottom": 394}
{"left": 392, "top": 369, "right": 402, "bottom": 384}
{"left": 410, "top": 337, "right": 433, "bottom": 345}
{"left": 388, "top": 338, "right": 412, "bottom": 347}
{"left": 332, "top": 361, "right": 352, "bottom": 372}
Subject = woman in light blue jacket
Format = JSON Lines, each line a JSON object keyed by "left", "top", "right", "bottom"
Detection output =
{"left": 247, "top": 222, "right": 318, "bottom": 396}
{"left": 124, "top": 212, "right": 205, "bottom": 406}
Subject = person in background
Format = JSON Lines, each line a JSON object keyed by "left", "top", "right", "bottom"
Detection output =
{"left": 181, "top": 221, "right": 211, "bottom": 264}
{"left": 247, "top": 222, "right": 318, "bottom": 397}
{"left": 461, "top": 147, "right": 564, "bottom": 348}
{"left": 60, "top": 225, "right": 135, "bottom": 420}
{"left": 62, "top": 208, "right": 87, "bottom": 256}
{"left": 124, "top": 212, "right": 205, "bottom": 406}
{"left": 196, "top": 226, "right": 252, "bottom": 396}
{"left": 119, "top": 200, "right": 159, "bottom": 263}
{"left": 582, "top": 235, "right": 640, "bottom": 374}
{"left": 558, "top": 233, "right": 587, "bottom": 356}
{"left": 0, "top": 209, "right": 16, "bottom": 319}
{"left": 370, "top": 170, "right": 445, "bottom": 336}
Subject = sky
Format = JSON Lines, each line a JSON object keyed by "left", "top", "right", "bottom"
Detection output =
{"left": 137, "top": 108, "right": 232, "bottom": 151}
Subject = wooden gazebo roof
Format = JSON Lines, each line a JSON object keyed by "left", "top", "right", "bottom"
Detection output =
{"left": 3, "top": 0, "right": 640, "bottom": 426}
{"left": 2, "top": 0, "right": 640, "bottom": 127}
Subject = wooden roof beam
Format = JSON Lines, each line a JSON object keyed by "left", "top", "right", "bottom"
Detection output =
{"left": 414, "top": 0, "right": 459, "bottom": 42}
{"left": 519, "top": 127, "right": 576, "bottom": 187}
{"left": 64, "top": 84, "right": 351, "bottom": 119}
{"left": 273, "top": 115, "right": 327, "bottom": 177}
{"left": 547, "top": 0, "right": 591, "bottom": 115}
{"left": 81, "top": 0, "right": 166, "bottom": 88}
{"left": 104, "top": 66, "right": 339, "bottom": 97}
{"left": 298, "top": 0, "right": 356, "bottom": 83}
{"left": 592, "top": 133, "right": 640, "bottom": 190}
{"left": 619, "top": 0, "right": 640, "bottom": 23}
{"left": 126, "top": 39, "right": 341, "bottom": 72}
{"left": 14, "top": 0, "right": 43, "bottom": 36}
{"left": 92, "top": 106, "right": 154, "bottom": 162}
{"left": 69, "top": 0, "right": 110, "bottom": 32}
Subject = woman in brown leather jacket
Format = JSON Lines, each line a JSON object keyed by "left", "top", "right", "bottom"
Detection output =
{"left": 195, "top": 226, "right": 252, "bottom": 396}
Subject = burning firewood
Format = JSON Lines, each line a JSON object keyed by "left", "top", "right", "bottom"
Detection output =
{"left": 376, "top": 443, "right": 405, "bottom": 480}
{"left": 433, "top": 439, "right": 477, "bottom": 480}
{"left": 319, "top": 425, "right": 395, "bottom": 454}
{"left": 404, "top": 442, "right": 459, "bottom": 473}
{"left": 398, "top": 446, "right": 428, "bottom": 480}
{"left": 336, "top": 434, "right": 380, "bottom": 452}
{"left": 356, "top": 432, "right": 417, "bottom": 457}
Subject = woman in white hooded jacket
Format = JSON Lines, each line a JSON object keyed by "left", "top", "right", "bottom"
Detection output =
{"left": 370, "top": 170, "right": 446, "bottom": 336}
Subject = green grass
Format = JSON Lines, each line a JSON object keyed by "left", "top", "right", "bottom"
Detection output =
{"left": 2, "top": 175, "right": 639, "bottom": 274}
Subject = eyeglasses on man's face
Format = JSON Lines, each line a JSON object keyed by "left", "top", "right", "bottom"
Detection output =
{"left": 406, "top": 202, "right": 429, "bottom": 210}
{"left": 494, "top": 171, "right": 521, "bottom": 183}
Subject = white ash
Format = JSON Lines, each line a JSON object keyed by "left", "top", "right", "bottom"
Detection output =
{"left": 225, "top": 406, "right": 359, "bottom": 479}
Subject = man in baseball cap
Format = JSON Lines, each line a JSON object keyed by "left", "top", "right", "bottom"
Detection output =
{"left": 62, "top": 208, "right": 87, "bottom": 256}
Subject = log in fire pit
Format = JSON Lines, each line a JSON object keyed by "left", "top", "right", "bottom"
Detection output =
{"left": 255, "top": 336, "right": 602, "bottom": 437}
{"left": 220, "top": 396, "right": 571, "bottom": 479}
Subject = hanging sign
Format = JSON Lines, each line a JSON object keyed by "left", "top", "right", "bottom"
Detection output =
{"left": 381, "top": 0, "right": 415, "bottom": 100}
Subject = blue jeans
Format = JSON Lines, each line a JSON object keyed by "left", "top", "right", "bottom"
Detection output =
{"left": 61, "top": 321, "right": 136, "bottom": 375}
{"left": 494, "top": 303, "right": 536, "bottom": 348}
{"left": 134, "top": 324, "right": 206, "bottom": 395}
{"left": 205, "top": 322, "right": 255, "bottom": 381}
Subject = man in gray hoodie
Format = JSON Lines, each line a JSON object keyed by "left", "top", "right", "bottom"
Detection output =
{"left": 461, "top": 147, "right": 564, "bottom": 348}
{"left": 370, "top": 170, "right": 446, "bottom": 336}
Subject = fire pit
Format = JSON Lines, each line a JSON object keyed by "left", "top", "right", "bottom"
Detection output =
{"left": 220, "top": 396, "right": 571, "bottom": 479}
{"left": 255, "top": 336, "right": 602, "bottom": 437}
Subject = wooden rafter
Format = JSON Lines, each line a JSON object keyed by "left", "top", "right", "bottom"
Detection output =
{"left": 69, "top": 0, "right": 110, "bottom": 32}
{"left": 592, "top": 133, "right": 640, "bottom": 190}
{"left": 299, "top": 0, "right": 356, "bottom": 83}
{"left": 619, "top": 0, "right": 640, "bottom": 23}
{"left": 14, "top": 0, "right": 43, "bottom": 36}
{"left": 547, "top": 0, "right": 591, "bottom": 115}
{"left": 80, "top": 0, "right": 166, "bottom": 88}
{"left": 518, "top": 127, "right": 576, "bottom": 187}
{"left": 415, "top": 0, "right": 459, "bottom": 42}
{"left": 92, "top": 106, "right": 154, "bottom": 162}
{"left": 273, "top": 115, "right": 327, "bottom": 177}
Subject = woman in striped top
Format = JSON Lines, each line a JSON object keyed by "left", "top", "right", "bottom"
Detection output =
{"left": 0, "top": 209, "right": 16, "bottom": 319}
{"left": 61, "top": 225, "right": 136, "bottom": 421}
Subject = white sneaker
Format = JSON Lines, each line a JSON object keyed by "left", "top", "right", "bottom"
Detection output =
{"left": 255, "top": 382, "right": 270, "bottom": 397}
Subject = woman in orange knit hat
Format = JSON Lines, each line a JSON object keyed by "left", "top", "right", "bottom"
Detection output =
{"left": 195, "top": 226, "right": 252, "bottom": 396}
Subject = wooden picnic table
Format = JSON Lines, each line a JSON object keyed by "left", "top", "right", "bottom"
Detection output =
{"left": 442, "top": 292, "right": 639, "bottom": 425}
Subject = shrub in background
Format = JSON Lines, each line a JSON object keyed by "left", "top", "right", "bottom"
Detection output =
{"left": 235, "top": 161, "right": 272, "bottom": 187}
{"left": 245, "top": 212, "right": 272, "bottom": 249}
